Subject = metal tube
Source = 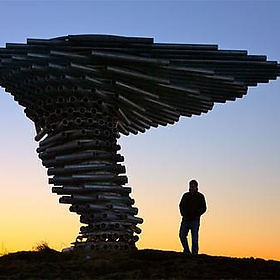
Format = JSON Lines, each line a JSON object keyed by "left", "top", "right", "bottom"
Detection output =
{"left": 42, "top": 152, "right": 124, "bottom": 167}
{"left": 39, "top": 130, "right": 75, "bottom": 148}
{"left": 34, "top": 126, "right": 48, "bottom": 142}
{"left": 96, "top": 194, "right": 134, "bottom": 204}
{"left": 47, "top": 163, "right": 125, "bottom": 175}
{"left": 115, "top": 80, "right": 159, "bottom": 99}
{"left": 52, "top": 186, "right": 84, "bottom": 194}
{"left": 39, "top": 140, "right": 88, "bottom": 155}
{"left": 106, "top": 66, "right": 169, "bottom": 84}
{"left": 83, "top": 184, "right": 131, "bottom": 193}
{"left": 71, "top": 194, "right": 98, "bottom": 202}
{"left": 117, "top": 108, "right": 131, "bottom": 126}
{"left": 40, "top": 138, "right": 118, "bottom": 157}
{"left": 131, "top": 225, "right": 142, "bottom": 234}
{"left": 109, "top": 205, "right": 138, "bottom": 215}
{"left": 90, "top": 50, "right": 169, "bottom": 66}
{"left": 48, "top": 174, "right": 128, "bottom": 185}
{"left": 80, "top": 213, "right": 126, "bottom": 223}
{"left": 85, "top": 204, "right": 111, "bottom": 211}
{"left": 125, "top": 215, "right": 144, "bottom": 224}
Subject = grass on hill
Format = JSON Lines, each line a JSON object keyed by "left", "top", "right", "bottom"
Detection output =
{"left": 0, "top": 243, "right": 279, "bottom": 279}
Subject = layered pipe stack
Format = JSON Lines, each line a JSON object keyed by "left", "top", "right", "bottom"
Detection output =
{"left": 0, "top": 35, "right": 279, "bottom": 251}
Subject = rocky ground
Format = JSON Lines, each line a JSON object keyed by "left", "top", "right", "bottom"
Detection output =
{"left": 0, "top": 247, "right": 279, "bottom": 279}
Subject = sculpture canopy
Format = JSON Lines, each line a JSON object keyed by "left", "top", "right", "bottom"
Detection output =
{"left": 0, "top": 34, "right": 279, "bottom": 136}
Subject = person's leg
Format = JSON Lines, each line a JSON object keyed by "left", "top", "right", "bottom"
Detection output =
{"left": 179, "top": 220, "right": 191, "bottom": 254}
{"left": 190, "top": 220, "right": 200, "bottom": 254}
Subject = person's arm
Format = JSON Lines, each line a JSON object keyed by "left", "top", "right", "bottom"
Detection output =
{"left": 179, "top": 194, "right": 186, "bottom": 217}
{"left": 199, "top": 194, "right": 207, "bottom": 215}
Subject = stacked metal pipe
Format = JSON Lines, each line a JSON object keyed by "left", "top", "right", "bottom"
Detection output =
{"left": 0, "top": 35, "right": 279, "bottom": 251}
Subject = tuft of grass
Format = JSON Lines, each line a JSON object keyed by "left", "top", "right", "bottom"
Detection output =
{"left": 33, "top": 241, "right": 51, "bottom": 252}
{"left": 0, "top": 242, "right": 9, "bottom": 257}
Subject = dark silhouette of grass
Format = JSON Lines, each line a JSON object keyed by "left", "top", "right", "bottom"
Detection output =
{"left": 0, "top": 247, "right": 279, "bottom": 279}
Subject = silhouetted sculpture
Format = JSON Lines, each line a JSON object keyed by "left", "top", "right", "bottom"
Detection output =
{"left": 0, "top": 35, "right": 279, "bottom": 251}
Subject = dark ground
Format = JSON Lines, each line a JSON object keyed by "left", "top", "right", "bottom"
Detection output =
{"left": 0, "top": 247, "right": 279, "bottom": 279}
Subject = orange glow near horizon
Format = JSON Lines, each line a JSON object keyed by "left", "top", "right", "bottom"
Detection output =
{"left": 0, "top": 119, "right": 279, "bottom": 261}
{"left": 0, "top": 173, "right": 279, "bottom": 261}
{"left": 0, "top": 128, "right": 279, "bottom": 261}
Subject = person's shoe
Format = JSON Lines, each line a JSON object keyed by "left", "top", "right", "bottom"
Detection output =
{"left": 183, "top": 249, "right": 191, "bottom": 256}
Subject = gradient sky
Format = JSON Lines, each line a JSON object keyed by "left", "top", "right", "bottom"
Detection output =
{"left": 0, "top": 1, "right": 279, "bottom": 261}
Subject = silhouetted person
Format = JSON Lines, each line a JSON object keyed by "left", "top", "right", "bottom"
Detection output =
{"left": 179, "top": 179, "right": 207, "bottom": 255}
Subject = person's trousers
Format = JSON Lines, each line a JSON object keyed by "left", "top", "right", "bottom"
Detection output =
{"left": 179, "top": 219, "right": 200, "bottom": 254}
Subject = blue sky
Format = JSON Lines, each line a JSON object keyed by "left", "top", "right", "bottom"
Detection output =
{"left": 0, "top": 1, "right": 279, "bottom": 260}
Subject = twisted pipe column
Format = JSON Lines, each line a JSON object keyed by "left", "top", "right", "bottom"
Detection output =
{"left": 35, "top": 94, "right": 142, "bottom": 251}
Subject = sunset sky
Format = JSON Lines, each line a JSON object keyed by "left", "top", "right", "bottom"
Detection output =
{"left": 0, "top": 1, "right": 279, "bottom": 261}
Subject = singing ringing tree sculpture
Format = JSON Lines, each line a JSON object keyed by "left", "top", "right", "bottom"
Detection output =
{"left": 0, "top": 35, "right": 279, "bottom": 251}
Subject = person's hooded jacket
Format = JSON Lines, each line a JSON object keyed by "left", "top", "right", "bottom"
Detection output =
{"left": 179, "top": 191, "right": 207, "bottom": 221}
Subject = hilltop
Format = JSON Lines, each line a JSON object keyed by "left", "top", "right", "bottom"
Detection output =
{"left": 0, "top": 247, "right": 279, "bottom": 279}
